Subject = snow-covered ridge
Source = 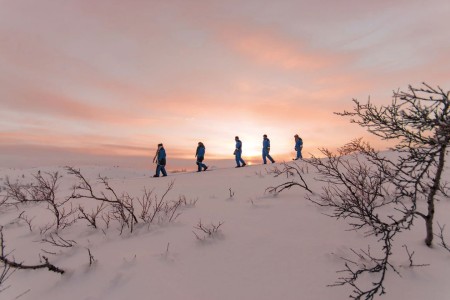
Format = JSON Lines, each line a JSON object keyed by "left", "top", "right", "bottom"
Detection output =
{"left": 0, "top": 160, "right": 449, "bottom": 300}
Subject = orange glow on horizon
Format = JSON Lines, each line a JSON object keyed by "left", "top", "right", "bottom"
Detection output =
{"left": 1, "top": 1, "right": 449, "bottom": 168}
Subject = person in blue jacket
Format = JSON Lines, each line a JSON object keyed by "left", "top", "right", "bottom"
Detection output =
{"left": 234, "top": 136, "right": 246, "bottom": 168}
{"left": 153, "top": 143, "right": 167, "bottom": 177}
{"left": 294, "top": 134, "right": 303, "bottom": 160}
{"left": 262, "top": 134, "right": 275, "bottom": 164}
{"left": 195, "top": 142, "right": 208, "bottom": 172}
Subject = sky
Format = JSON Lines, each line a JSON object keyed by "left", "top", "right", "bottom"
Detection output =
{"left": 1, "top": 0, "right": 450, "bottom": 169}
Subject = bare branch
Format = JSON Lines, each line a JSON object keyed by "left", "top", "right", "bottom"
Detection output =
{"left": 266, "top": 162, "right": 313, "bottom": 194}
{"left": 402, "top": 245, "right": 429, "bottom": 267}
{"left": 78, "top": 202, "right": 107, "bottom": 229}
{"left": 17, "top": 211, "right": 34, "bottom": 232}
{"left": 435, "top": 223, "right": 450, "bottom": 253}
{"left": 0, "top": 262, "right": 16, "bottom": 293}
{"left": 0, "top": 227, "right": 64, "bottom": 275}
{"left": 193, "top": 220, "right": 224, "bottom": 241}
{"left": 41, "top": 232, "right": 76, "bottom": 248}
{"left": 312, "top": 84, "right": 449, "bottom": 298}
{"left": 66, "top": 167, "right": 139, "bottom": 232}
{"left": 87, "top": 248, "right": 96, "bottom": 266}
{"left": 5, "top": 171, "right": 76, "bottom": 231}
{"left": 330, "top": 233, "right": 399, "bottom": 299}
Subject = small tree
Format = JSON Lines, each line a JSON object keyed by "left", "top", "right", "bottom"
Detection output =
{"left": 306, "top": 140, "right": 416, "bottom": 299}
{"left": 338, "top": 83, "right": 449, "bottom": 246}
{"left": 266, "top": 84, "right": 449, "bottom": 299}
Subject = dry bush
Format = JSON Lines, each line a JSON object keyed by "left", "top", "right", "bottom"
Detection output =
{"left": 266, "top": 84, "right": 449, "bottom": 299}
{"left": 193, "top": 220, "right": 224, "bottom": 241}
{"left": 67, "top": 167, "right": 139, "bottom": 233}
{"left": 266, "top": 162, "right": 312, "bottom": 195}
{"left": 4, "top": 171, "right": 76, "bottom": 231}
{"left": 67, "top": 168, "right": 189, "bottom": 233}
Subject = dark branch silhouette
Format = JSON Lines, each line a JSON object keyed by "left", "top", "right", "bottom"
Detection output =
{"left": 0, "top": 227, "right": 64, "bottom": 275}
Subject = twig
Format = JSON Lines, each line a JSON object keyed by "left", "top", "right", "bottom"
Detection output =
{"left": 402, "top": 245, "right": 429, "bottom": 267}
{"left": 87, "top": 248, "right": 96, "bottom": 266}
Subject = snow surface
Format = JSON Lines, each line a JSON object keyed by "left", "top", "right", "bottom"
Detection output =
{"left": 0, "top": 159, "right": 450, "bottom": 300}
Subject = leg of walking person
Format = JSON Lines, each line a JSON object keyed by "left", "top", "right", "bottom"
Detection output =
{"left": 235, "top": 152, "right": 241, "bottom": 167}
{"left": 161, "top": 165, "right": 167, "bottom": 176}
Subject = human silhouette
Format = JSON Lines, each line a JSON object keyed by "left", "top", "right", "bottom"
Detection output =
{"left": 262, "top": 134, "right": 275, "bottom": 164}
{"left": 234, "top": 136, "right": 246, "bottom": 168}
{"left": 195, "top": 142, "right": 208, "bottom": 172}
{"left": 153, "top": 143, "right": 168, "bottom": 177}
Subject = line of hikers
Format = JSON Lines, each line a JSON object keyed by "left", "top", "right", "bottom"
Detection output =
{"left": 152, "top": 134, "right": 303, "bottom": 177}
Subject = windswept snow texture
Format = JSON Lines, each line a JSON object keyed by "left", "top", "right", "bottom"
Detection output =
{"left": 0, "top": 160, "right": 449, "bottom": 300}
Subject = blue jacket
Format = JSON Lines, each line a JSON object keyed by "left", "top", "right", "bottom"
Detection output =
{"left": 235, "top": 140, "right": 242, "bottom": 153}
{"left": 196, "top": 145, "right": 205, "bottom": 157}
{"left": 263, "top": 138, "right": 270, "bottom": 150}
{"left": 295, "top": 138, "right": 303, "bottom": 150}
{"left": 158, "top": 147, "right": 166, "bottom": 161}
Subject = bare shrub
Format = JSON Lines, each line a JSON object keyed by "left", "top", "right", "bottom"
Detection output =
{"left": 138, "top": 183, "right": 195, "bottom": 226}
{"left": 266, "top": 162, "right": 312, "bottom": 195}
{"left": 305, "top": 140, "right": 422, "bottom": 299}
{"left": 67, "top": 168, "right": 185, "bottom": 232}
{"left": 137, "top": 188, "right": 154, "bottom": 223}
{"left": 266, "top": 83, "right": 449, "bottom": 299}
{"left": 178, "top": 195, "right": 198, "bottom": 207}
{"left": 4, "top": 172, "right": 76, "bottom": 231}
{"left": 193, "top": 220, "right": 224, "bottom": 241}
{"left": 138, "top": 181, "right": 174, "bottom": 224}
{"left": 338, "top": 83, "right": 449, "bottom": 246}
{"left": 270, "top": 84, "right": 449, "bottom": 299}
{"left": 66, "top": 167, "right": 139, "bottom": 233}
{"left": 228, "top": 188, "right": 235, "bottom": 198}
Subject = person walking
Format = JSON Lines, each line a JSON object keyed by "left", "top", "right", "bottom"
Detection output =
{"left": 294, "top": 134, "right": 303, "bottom": 160}
{"left": 195, "top": 142, "right": 208, "bottom": 172}
{"left": 153, "top": 143, "right": 168, "bottom": 177}
{"left": 262, "top": 134, "right": 275, "bottom": 164}
{"left": 234, "top": 136, "right": 246, "bottom": 168}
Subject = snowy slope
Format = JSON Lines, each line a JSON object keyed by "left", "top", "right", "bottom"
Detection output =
{"left": 0, "top": 160, "right": 449, "bottom": 300}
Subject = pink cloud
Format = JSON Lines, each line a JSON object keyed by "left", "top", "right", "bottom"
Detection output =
{"left": 214, "top": 24, "right": 339, "bottom": 71}
{"left": 1, "top": 0, "right": 449, "bottom": 169}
